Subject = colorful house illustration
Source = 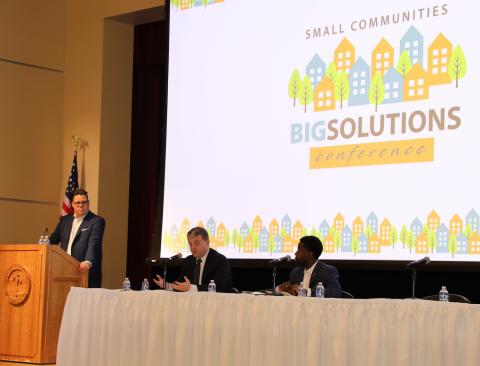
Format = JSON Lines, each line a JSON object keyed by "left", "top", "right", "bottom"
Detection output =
{"left": 334, "top": 37, "right": 355, "bottom": 75}
{"left": 170, "top": 225, "right": 179, "bottom": 241}
{"left": 352, "top": 216, "right": 364, "bottom": 237}
{"left": 382, "top": 67, "right": 403, "bottom": 104}
{"left": 283, "top": 235, "right": 294, "bottom": 253}
{"left": 319, "top": 220, "right": 330, "bottom": 239}
{"left": 342, "top": 225, "right": 352, "bottom": 252}
{"left": 436, "top": 223, "right": 449, "bottom": 253}
{"left": 380, "top": 218, "right": 391, "bottom": 245}
{"left": 415, "top": 233, "right": 429, "bottom": 254}
{"left": 333, "top": 213, "right": 344, "bottom": 233}
{"left": 292, "top": 220, "right": 303, "bottom": 241}
{"left": 252, "top": 215, "right": 262, "bottom": 236}
{"left": 180, "top": 0, "right": 191, "bottom": 10}
{"left": 468, "top": 234, "right": 480, "bottom": 254}
{"left": 404, "top": 64, "right": 429, "bottom": 101}
{"left": 216, "top": 222, "right": 226, "bottom": 246}
{"left": 427, "top": 210, "right": 440, "bottom": 232}
{"left": 196, "top": 220, "right": 205, "bottom": 228}
{"left": 273, "top": 234, "right": 283, "bottom": 253}
{"left": 348, "top": 57, "right": 370, "bottom": 106}
{"left": 240, "top": 222, "right": 249, "bottom": 239}
{"left": 449, "top": 214, "right": 463, "bottom": 236}
{"left": 400, "top": 25, "right": 424, "bottom": 66}
{"left": 358, "top": 233, "right": 368, "bottom": 253}
{"left": 243, "top": 235, "right": 253, "bottom": 253}
{"left": 368, "top": 233, "right": 381, "bottom": 253}
{"left": 306, "top": 54, "right": 326, "bottom": 88}
{"left": 206, "top": 217, "right": 216, "bottom": 236}
{"left": 259, "top": 227, "right": 269, "bottom": 252}
{"left": 457, "top": 233, "right": 468, "bottom": 254}
{"left": 281, "top": 214, "right": 292, "bottom": 235}
{"left": 428, "top": 33, "right": 452, "bottom": 85}
{"left": 410, "top": 217, "right": 422, "bottom": 238}
{"left": 371, "top": 38, "right": 394, "bottom": 78}
{"left": 366, "top": 212, "right": 378, "bottom": 234}
{"left": 466, "top": 209, "right": 479, "bottom": 233}
{"left": 194, "top": 0, "right": 203, "bottom": 6}
{"left": 269, "top": 219, "right": 279, "bottom": 237}
{"left": 313, "top": 77, "right": 335, "bottom": 111}
{"left": 181, "top": 218, "right": 190, "bottom": 235}
{"left": 324, "top": 234, "right": 335, "bottom": 253}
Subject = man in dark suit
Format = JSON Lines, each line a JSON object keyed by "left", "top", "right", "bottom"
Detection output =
{"left": 49, "top": 188, "right": 105, "bottom": 288}
{"left": 277, "top": 236, "right": 342, "bottom": 297}
{"left": 153, "top": 226, "right": 233, "bottom": 293}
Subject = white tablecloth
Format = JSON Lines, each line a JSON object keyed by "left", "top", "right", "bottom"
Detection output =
{"left": 57, "top": 287, "right": 480, "bottom": 366}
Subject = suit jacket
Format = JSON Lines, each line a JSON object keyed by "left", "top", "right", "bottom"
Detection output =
{"left": 49, "top": 211, "right": 105, "bottom": 288}
{"left": 178, "top": 248, "right": 233, "bottom": 293}
{"left": 289, "top": 261, "right": 342, "bottom": 298}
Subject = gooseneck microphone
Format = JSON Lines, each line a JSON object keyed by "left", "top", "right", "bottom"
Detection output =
{"left": 270, "top": 255, "right": 291, "bottom": 264}
{"left": 406, "top": 256, "right": 430, "bottom": 268}
{"left": 168, "top": 253, "right": 183, "bottom": 261}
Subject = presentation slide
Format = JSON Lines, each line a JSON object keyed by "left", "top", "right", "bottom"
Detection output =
{"left": 161, "top": 0, "right": 479, "bottom": 261}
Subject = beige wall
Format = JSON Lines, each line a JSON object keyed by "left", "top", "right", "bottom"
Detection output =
{"left": 0, "top": 0, "right": 165, "bottom": 289}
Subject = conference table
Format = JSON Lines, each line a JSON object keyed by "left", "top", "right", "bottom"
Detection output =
{"left": 57, "top": 287, "right": 480, "bottom": 366}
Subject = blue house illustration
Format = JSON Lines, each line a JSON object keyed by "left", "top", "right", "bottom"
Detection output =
{"left": 273, "top": 234, "right": 283, "bottom": 253}
{"left": 206, "top": 217, "right": 216, "bottom": 237}
{"left": 259, "top": 227, "right": 269, "bottom": 252}
{"left": 358, "top": 233, "right": 368, "bottom": 253}
{"left": 319, "top": 220, "right": 330, "bottom": 239}
{"left": 466, "top": 209, "right": 479, "bottom": 233}
{"left": 281, "top": 214, "right": 292, "bottom": 235}
{"left": 170, "top": 225, "right": 178, "bottom": 241}
{"left": 410, "top": 218, "right": 422, "bottom": 238}
{"left": 383, "top": 67, "right": 403, "bottom": 104}
{"left": 194, "top": 0, "right": 203, "bottom": 6}
{"left": 366, "top": 212, "right": 378, "bottom": 234}
{"left": 436, "top": 223, "right": 449, "bottom": 253}
{"left": 348, "top": 57, "right": 370, "bottom": 106}
{"left": 457, "top": 233, "right": 468, "bottom": 254}
{"left": 341, "top": 225, "right": 352, "bottom": 252}
{"left": 240, "top": 222, "right": 249, "bottom": 239}
{"left": 306, "top": 54, "right": 326, "bottom": 88}
{"left": 400, "top": 25, "right": 424, "bottom": 66}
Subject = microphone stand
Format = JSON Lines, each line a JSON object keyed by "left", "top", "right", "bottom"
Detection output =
{"left": 410, "top": 268, "right": 417, "bottom": 299}
{"left": 163, "top": 265, "right": 168, "bottom": 290}
{"left": 272, "top": 265, "right": 277, "bottom": 294}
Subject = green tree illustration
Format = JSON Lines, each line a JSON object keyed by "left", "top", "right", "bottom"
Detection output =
{"left": 396, "top": 50, "right": 412, "bottom": 78}
{"left": 369, "top": 72, "right": 385, "bottom": 112}
{"left": 202, "top": 0, "right": 209, "bottom": 8}
{"left": 224, "top": 229, "right": 231, "bottom": 247}
{"left": 298, "top": 76, "right": 313, "bottom": 113}
{"left": 301, "top": 227, "right": 308, "bottom": 237}
{"left": 400, "top": 225, "right": 408, "bottom": 249}
{"left": 171, "top": 0, "right": 180, "bottom": 9}
{"left": 365, "top": 225, "right": 373, "bottom": 239}
{"left": 448, "top": 45, "right": 467, "bottom": 88}
{"left": 236, "top": 234, "right": 243, "bottom": 253}
{"left": 448, "top": 234, "right": 458, "bottom": 258}
{"left": 288, "top": 69, "right": 302, "bottom": 107}
{"left": 325, "top": 62, "right": 338, "bottom": 84}
{"left": 252, "top": 233, "right": 260, "bottom": 252}
{"left": 464, "top": 224, "right": 473, "bottom": 240}
{"left": 334, "top": 231, "right": 342, "bottom": 253}
{"left": 351, "top": 236, "right": 359, "bottom": 257}
{"left": 334, "top": 71, "right": 350, "bottom": 109}
{"left": 427, "top": 230, "right": 437, "bottom": 254}
{"left": 407, "top": 231, "right": 415, "bottom": 254}
{"left": 268, "top": 237, "right": 275, "bottom": 255}
{"left": 390, "top": 225, "right": 398, "bottom": 248}
{"left": 232, "top": 228, "right": 239, "bottom": 250}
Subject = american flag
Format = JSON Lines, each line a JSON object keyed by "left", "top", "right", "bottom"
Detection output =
{"left": 61, "top": 152, "right": 79, "bottom": 216}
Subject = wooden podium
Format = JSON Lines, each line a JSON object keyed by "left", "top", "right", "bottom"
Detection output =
{"left": 0, "top": 244, "right": 88, "bottom": 364}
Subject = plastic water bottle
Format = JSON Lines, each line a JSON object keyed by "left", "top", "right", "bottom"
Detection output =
{"left": 439, "top": 286, "right": 449, "bottom": 302}
{"left": 208, "top": 280, "right": 216, "bottom": 293}
{"left": 315, "top": 282, "right": 325, "bottom": 298}
{"left": 44, "top": 236, "right": 50, "bottom": 245}
{"left": 141, "top": 278, "right": 150, "bottom": 291}
{"left": 38, "top": 236, "right": 45, "bottom": 244}
{"left": 122, "top": 277, "right": 131, "bottom": 291}
{"left": 298, "top": 282, "right": 308, "bottom": 297}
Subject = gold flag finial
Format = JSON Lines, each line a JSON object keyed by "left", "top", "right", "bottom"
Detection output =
{"left": 71, "top": 135, "right": 81, "bottom": 151}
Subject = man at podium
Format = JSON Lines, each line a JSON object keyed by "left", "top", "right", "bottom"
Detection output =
{"left": 49, "top": 188, "right": 105, "bottom": 288}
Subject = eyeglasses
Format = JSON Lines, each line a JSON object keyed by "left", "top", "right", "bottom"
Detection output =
{"left": 72, "top": 200, "right": 89, "bottom": 206}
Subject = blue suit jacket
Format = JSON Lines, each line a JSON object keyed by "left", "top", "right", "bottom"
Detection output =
{"left": 289, "top": 261, "right": 342, "bottom": 298}
{"left": 49, "top": 211, "right": 105, "bottom": 288}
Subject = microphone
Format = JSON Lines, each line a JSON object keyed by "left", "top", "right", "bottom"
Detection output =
{"left": 406, "top": 256, "right": 430, "bottom": 267}
{"left": 270, "top": 255, "right": 291, "bottom": 264}
{"left": 167, "top": 253, "right": 183, "bottom": 261}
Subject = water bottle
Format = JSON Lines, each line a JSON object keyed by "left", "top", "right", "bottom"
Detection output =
{"left": 122, "top": 277, "right": 131, "bottom": 291}
{"left": 298, "top": 282, "right": 308, "bottom": 297}
{"left": 38, "top": 236, "right": 45, "bottom": 244}
{"left": 141, "top": 278, "right": 150, "bottom": 291}
{"left": 439, "top": 286, "right": 449, "bottom": 302}
{"left": 44, "top": 236, "right": 50, "bottom": 245}
{"left": 315, "top": 282, "right": 325, "bottom": 298}
{"left": 208, "top": 280, "right": 216, "bottom": 293}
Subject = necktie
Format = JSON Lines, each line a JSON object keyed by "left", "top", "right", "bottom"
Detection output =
{"left": 193, "top": 258, "right": 202, "bottom": 285}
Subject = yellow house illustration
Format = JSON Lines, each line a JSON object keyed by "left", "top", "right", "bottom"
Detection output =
{"left": 252, "top": 215, "right": 262, "bottom": 236}
{"left": 352, "top": 216, "right": 364, "bottom": 237}
{"left": 180, "top": 0, "right": 191, "bottom": 10}
{"left": 324, "top": 234, "right": 335, "bottom": 253}
{"left": 468, "top": 234, "right": 480, "bottom": 254}
{"left": 172, "top": 239, "right": 183, "bottom": 253}
{"left": 313, "top": 77, "right": 335, "bottom": 111}
{"left": 380, "top": 218, "right": 391, "bottom": 245}
{"left": 292, "top": 220, "right": 303, "bottom": 241}
{"left": 283, "top": 235, "right": 294, "bottom": 253}
{"left": 427, "top": 210, "right": 440, "bottom": 232}
{"left": 334, "top": 37, "right": 355, "bottom": 75}
{"left": 428, "top": 33, "right": 452, "bottom": 85}
{"left": 181, "top": 218, "right": 190, "bottom": 235}
{"left": 415, "top": 233, "right": 429, "bottom": 254}
{"left": 368, "top": 233, "right": 381, "bottom": 253}
{"left": 404, "top": 64, "right": 430, "bottom": 101}
{"left": 243, "top": 235, "right": 253, "bottom": 253}
{"left": 269, "top": 219, "right": 279, "bottom": 237}
{"left": 449, "top": 214, "right": 463, "bottom": 237}
{"left": 197, "top": 220, "right": 205, "bottom": 228}
{"left": 333, "top": 213, "right": 344, "bottom": 233}
{"left": 215, "top": 0, "right": 224, "bottom": 2}
{"left": 216, "top": 222, "right": 226, "bottom": 247}
{"left": 371, "top": 38, "right": 394, "bottom": 78}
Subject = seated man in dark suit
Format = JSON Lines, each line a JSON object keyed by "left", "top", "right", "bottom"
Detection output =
{"left": 49, "top": 188, "right": 105, "bottom": 288}
{"left": 153, "top": 226, "right": 233, "bottom": 293}
{"left": 277, "top": 236, "right": 341, "bottom": 297}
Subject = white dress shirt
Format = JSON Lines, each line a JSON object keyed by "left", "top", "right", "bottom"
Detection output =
{"left": 302, "top": 260, "right": 318, "bottom": 296}
{"left": 189, "top": 249, "right": 210, "bottom": 292}
{"left": 67, "top": 213, "right": 86, "bottom": 255}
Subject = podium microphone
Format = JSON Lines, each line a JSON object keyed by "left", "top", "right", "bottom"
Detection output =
{"left": 407, "top": 256, "right": 430, "bottom": 268}
{"left": 168, "top": 253, "right": 183, "bottom": 261}
{"left": 270, "top": 255, "right": 291, "bottom": 264}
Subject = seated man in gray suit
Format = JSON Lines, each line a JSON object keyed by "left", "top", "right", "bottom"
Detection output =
{"left": 49, "top": 188, "right": 105, "bottom": 288}
{"left": 277, "top": 236, "right": 342, "bottom": 297}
